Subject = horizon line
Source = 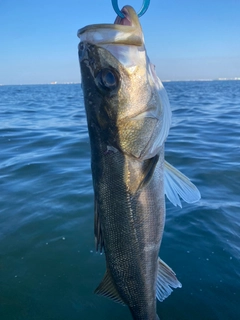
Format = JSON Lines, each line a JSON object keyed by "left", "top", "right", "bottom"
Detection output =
{"left": 0, "top": 78, "right": 240, "bottom": 86}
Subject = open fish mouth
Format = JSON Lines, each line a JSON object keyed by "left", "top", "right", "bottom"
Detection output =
{"left": 114, "top": 6, "right": 133, "bottom": 26}
{"left": 77, "top": 6, "right": 144, "bottom": 46}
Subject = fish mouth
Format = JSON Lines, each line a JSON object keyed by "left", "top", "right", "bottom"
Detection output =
{"left": 113, "top": 6, "right": 135, "bottom": 26}
{"left": 77, "top": 6, "right": 143, "bottom": 46}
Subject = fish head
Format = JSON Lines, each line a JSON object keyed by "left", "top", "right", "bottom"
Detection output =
{"left": 78, "top": 6, "right": 171, "bottom": 159}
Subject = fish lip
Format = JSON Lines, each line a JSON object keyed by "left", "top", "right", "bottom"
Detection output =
{"left": 113, "top": 6, "right": 133, "bottom": 26}
{"left": 78, "top": 6, "right": 135, "bottom": 35}
{"left": 77, "top": 23, "right": 133, "bottom": 38}
{"left": 77, "top": 5, "right": 143, "bottom": 46}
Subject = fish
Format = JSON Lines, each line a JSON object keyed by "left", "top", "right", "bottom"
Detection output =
{"left": 77, "top": 5, "right": 201, "bottom": 320}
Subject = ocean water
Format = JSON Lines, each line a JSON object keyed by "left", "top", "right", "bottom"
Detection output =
{"left": 0, "top": 81, "right": 239, "bottom": 320}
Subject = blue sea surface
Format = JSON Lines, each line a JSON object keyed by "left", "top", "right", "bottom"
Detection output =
{"left": 0, "top": 81, "right": 239, "bottom": 320}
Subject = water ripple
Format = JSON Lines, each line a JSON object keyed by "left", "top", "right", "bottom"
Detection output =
{"left": 0, "top": 81, "right": 239, "bottom": 320}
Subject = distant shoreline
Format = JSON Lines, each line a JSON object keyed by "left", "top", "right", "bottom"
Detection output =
{"left": 0, "top": 78, "right": 239, "bottom": 86}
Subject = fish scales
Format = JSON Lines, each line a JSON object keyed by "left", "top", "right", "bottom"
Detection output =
{"left": 94, "top": 145, "right": 165, "bottom": 319}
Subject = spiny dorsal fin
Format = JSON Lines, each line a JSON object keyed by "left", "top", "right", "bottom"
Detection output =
{"left": 94, "top": 269, "right": 125, "bottom": 305}
{"left": 156, "top": 257, "right": 182, "bottom": 302}
{"left": 164, "top": 160, "right": 201, "bottom": 208}
{"left": 94, "top": 198, "right": 104, "bottom": 253}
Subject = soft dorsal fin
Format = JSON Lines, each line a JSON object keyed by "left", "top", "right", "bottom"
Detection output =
{"left": 94, "top": 269, "right": 125, "bottom": 305}
{"left": 156, "top": 258, "right": 182, "bottom": 302}
{"left": 164, "top": 161, "right": 201, "bottom": 208}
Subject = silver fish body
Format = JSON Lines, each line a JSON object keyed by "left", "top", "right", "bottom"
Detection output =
{"left": 78, "top": 6, "right": 200, "bottom": 320}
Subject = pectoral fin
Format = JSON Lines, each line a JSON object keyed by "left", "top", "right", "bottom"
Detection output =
{"left": 156, "top": 258, "right": 182, "bottom": 302}
{"left": 137, "top": 154, "right": 159, "bottom": 191}
{"left": 164, "top": 160, "right": 201, "bottom": 208}
{"left": 95, "top": 269, "right": 125, "bottom": 305}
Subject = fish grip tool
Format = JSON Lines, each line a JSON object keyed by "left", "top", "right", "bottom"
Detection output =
{"left": 111, "top": 0, "right": 150, "bottom": 18}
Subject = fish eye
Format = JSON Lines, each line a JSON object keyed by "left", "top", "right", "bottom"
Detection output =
{"left": 96, "top": 68, "right": 119, "bottom": 92}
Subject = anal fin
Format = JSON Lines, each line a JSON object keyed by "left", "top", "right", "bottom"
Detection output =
{"left": 156, "top": 257, "right": 182, "bottom": 302}
{"left": 95, "top": 269, "right": 125, "bottom": 305}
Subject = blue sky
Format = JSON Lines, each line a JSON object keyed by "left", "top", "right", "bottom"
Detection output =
{"left": 0, "top": 0, "right": 239, "bottom": 84}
